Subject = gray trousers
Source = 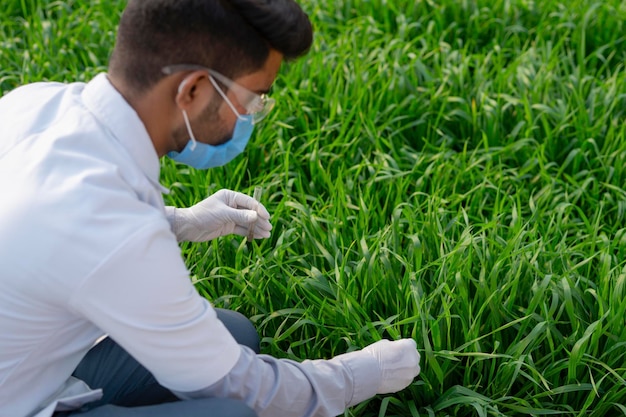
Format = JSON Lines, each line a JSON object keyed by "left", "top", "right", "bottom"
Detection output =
{"left": 56, "top": 309, "right": 260, "bottom": 417}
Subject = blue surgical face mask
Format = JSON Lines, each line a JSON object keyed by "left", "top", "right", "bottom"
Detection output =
{"left": 167, "top": 109, "right": 254, "bottom": 169}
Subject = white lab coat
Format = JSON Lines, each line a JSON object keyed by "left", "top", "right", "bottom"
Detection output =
{"left": 0, "top": 74, "right": 240, "bottom": 416}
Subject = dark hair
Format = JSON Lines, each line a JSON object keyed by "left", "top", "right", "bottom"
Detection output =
{"left": 109, "top": 0, "right": 313, "bottom": 94}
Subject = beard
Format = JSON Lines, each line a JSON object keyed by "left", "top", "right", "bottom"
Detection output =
{"left": 172, "top": 96, "right": 233, "bottom": 152}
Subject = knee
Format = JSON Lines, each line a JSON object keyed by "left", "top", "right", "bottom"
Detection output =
{"left": 215, "top": 309, "right": 260, "bottom": 354}
{"left": 221, "top": 398, "right": 258, "bottom": 417}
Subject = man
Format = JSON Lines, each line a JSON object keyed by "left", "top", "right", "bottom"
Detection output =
{"left": 0, "top": 1, "right": 421, "bottom": 416}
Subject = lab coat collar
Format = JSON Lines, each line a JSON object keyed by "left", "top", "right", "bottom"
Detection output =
{"left": 81, "top": 73, "right": 169, "bottom": 194}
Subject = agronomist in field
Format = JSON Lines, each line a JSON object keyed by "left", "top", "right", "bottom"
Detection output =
{"left": 0, "top": 0, "right": 420, "bottom": 416}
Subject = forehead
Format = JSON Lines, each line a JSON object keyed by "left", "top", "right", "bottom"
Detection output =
{"left": 233, "top": 49, "right": 284, "bottom": 94}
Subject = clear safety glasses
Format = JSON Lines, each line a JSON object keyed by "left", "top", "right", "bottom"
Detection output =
{"left": 162, "top": 64, "right": 276, "bottom": 125}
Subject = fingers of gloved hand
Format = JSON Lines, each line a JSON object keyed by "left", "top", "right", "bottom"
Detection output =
{"left": 362, "top": 339, "right": 421, "bottom": 394}
{"left": 230, "top": 211, "right": 272, "bottom": 237}
{"left": 222, "top": 206, "right": 258, "bottom": 226}
{"left": 177, "top": 190, "right": 272, "bottom": 242}
{"left": 197, "top": 190, "right": 269, "bottom": 218}
{"left": 224, "top": 208, "right": 272, "bottom": 234}
{"left": 208, "top": 189, "right": 251, "bottom": 210}
{"left": 252, "top": 202, "right": 270, "bottom": 220}
{"left": 218, "top": 189, "right": 258, "bottom": 209}
{"left": 233, "top": 221, "right": 272, "bottom": 239}
{"left": 218, "top": 189, "right": 271, "bottom": 220}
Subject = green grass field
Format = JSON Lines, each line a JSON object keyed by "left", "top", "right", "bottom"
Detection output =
{"left": 2, "top": 0, "right": 626, "bottom": 415}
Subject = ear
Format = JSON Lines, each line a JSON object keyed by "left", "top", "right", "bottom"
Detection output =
{"left": 175, "top": 71, "right": 208, "bottom": 109}
{"left": 177, "top": 77, "right": 190, "bottom": 94}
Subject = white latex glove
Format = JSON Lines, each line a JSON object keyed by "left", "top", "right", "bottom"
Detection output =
{"left": 165, "top": 189, "right": 272, "bottom": 242}
{"left": 362, "top": 339, "right": 421, "bottom": 394}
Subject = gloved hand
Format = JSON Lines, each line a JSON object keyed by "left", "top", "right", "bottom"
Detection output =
{"left": 165, "top": 189, "right": 272, "bottom": 242}
{"left": 362, "top": 339, "right": 421, "bottom": 394}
